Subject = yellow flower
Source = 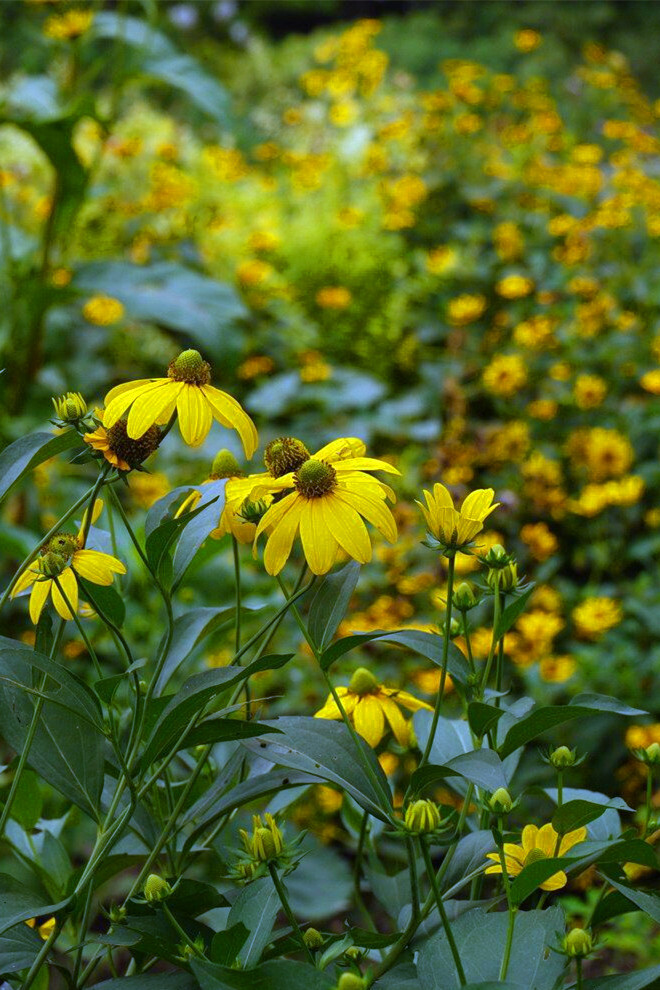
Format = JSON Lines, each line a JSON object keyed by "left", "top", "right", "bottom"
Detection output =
{"left": 10, "top": 502, "right": 126, "bottom": 624}
{"left": 82, "top": 295, "right": 124, "bottom": 326}
{"left": 495, "top": 274, "right": 534, "bottom": 299}
{"left": 573, "top": 374, "right": 607, "bottom": 409}
{"left": 84, "top": 408, "right": 161, "bottom": 472}
{"left": 447, "top": 293, "right": 486, "bottom": 326}
{"left": 175, "top": 450, "right": 270, "bottom": 545}
{"left": 102, "top": 349, "right": 258, "bottom": 454}
{"left": 539, "top": 655, "right": 576, "bottom": 683}
{"left": 483, "top": 354, "right": 528, "bottom": 397}
{"left": 417, "top": 483, "right": 498, "bottom": 550}
{"left": 26, "top": 917, "right": 56, "bottom": 940}
{"left": 514, "top": 29, "right": 541, "bottom": 53}
{"left": 314, "top": 666, "right": 431, "bottom": 747}
{"left": 572, "top": 597, "right": 622, "bottom": 640}
{"left": 640, "top": 370, "right": 660, "bottom": 394}
{"left": 520, "top": 522, "right": 558, "bottom": 562}
{"left": 485, "top": 823, "right": 587, "bottom": 891}
{"left": 253, "top": 438, "right": 399, "bottom": 575}
{"left": 315, "top": 286, "right": 352, "bottom": 309}
{"left": 44, "top": 9, "right": 93, "bottom": 40}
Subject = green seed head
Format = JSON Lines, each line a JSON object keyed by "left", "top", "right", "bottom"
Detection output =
{"left": 211, "top": 448, "right": 242, "bottom": 479}
{"left": 264, "top": 436, "right": 310, "bottom": 477}
{"left": 167, "top": 349, "right": 211, "bottom": 385}
{"left": 295, "top": 458, "right": 337, "bottom": 497}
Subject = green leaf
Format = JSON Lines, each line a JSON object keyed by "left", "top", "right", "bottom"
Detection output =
{"left": 243, "top": 716, "right": 392, "bottom": 821}
{"left": 0, "top": 921, "right": 42, "bottom": 974}
{"left": 0, "top": 875, "right": 70, "bottom": 937}
{"left": 77, "top": 578, "right": 125, "bottom": 628}
{"left": 144, "top": 488, "right": 219, "bottom": 577}
{"left": 409, "top": 749, "right": 508, "bottom": 795}
{"left": 227, "top": 876, "right": 280, "bottom": 967}
{"left": 494, "top": 587, "right": 534, "bottom": 640}
{"left": 172, "top": 480, "right": 226, "bottom": 588}
{"left": 582, "top": 965, "right": 660, "bottom": 990}
{"left": 141, "top": 654, "right": 293, "bottom": 767}
{"left": 192, "top": 958, "right": 335, "bottom": 990}
{"left": 467, "top": 702, "right": 505, "bottom": 739}
{"left": 73, "top": 262, "right": 247, "bottom": 360}
{"left": 599, "top": 875, "right": 660, "bottom": 924}
{"left": 210, "top": 924, "right": 250, "bottom": 967}
{"left": 441, "top": 831, "right": 496, "bottom": 892}
{"left": 417, "top": 905, "right": 565, "bottom": 989}
{"left": 166, "top": 879, "right": 229, "bottom": 916}
{"left": 175, "top": 717, "right": 282, "bottom": 749}
{"left": 92, "top": 975, "right": 198, "bottom": 990}
{"left": 552, "top": 798, "right": 630, "bottom": 835}
{"left": 307, "top": 560, "right": 360, "bottom": 652}
{"left": 320, "top": 628, "right": 469, "bottom": 683}
{"left": 498, "top": 695, "right": 645, "bottom": 759}
{"left": 10, "top": 768, "right": 42, "bottom": 830}
{"left": 0, "top": 647, "right": 106, "bottom": 817}
{"left": 0, "top": 431, "right": 83, "bottom": 503}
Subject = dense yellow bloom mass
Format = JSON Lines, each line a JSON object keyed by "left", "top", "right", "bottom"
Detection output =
{"left": 251, "top": 437, "right": 399, "bottom": 575}
{"left": 43, "top": 9, "right": 93, "bottom": 41}
{"left": 572, "top": 596, "right": 622, "bottom": 639}
{"left": 485, "top": 823, "right": 587, "bottom": 891}
{"left": 103, "top": 349, "right": 258, "bottom": 454}
{"left": 418, "top": 483, "right": 498, "bottom": 550}
{"left": 315, "top": 666, "right": 431, "bottom": 747}
{"left": 10, "top": 502, "right": 126, "bottom": 623}
{"left": 82, "top": 294, "right": 124, "bottom": 326}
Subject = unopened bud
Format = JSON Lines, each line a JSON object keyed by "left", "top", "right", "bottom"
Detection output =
{"left": 452, "top": 582, "right": 478, "bottom": 611}
{"left": 486, "top": 561, "right": 518, "bottom": 592}
{"left": 646, "top": 742, "right": 660, "bottom": 765}
{"left": 483, "top": 544, "right": 508, "bottom": 565}
{"left": 238, "top": 497, "right": 268, "bottom": 526}
{"left": 52, "top": 391, "right": 87, "bottom": 423}
{"left": 143, "top": 874, "right": 172, "bottom": 903}
{"left": 563, "top": 927, "right": 592, "bottom": 958}
{"left": 404, "top": 799, "right": 441, "bottom": 834}
{"left": 337, "top": 974, "right": 365, "bottom": 990}
{"left": 348, "top": 667, "right": 379, "bottom": 695}
{"left": 303, "top": 927, "right": 324, "bottom": 949}
{"left": 109, "top": 904, "right": 126, "bottom": 925}
{"left": 550, "top": 746, "right": 576, "bottom": 769}
{"left": 489, "top": 787, "right": 513, "bottom": 814}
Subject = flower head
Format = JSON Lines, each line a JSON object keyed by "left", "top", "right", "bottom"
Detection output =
{"left": 102, "top": 349, "right": 258, "bottom": 454}
{"left": 418, "top": 483, "right": 499, "bottom": 553}
{"left": 10, "top": 501, "right": 126, "bottom": 623}
{"left": 44, "top": 9, "right": 94, "bottom": 41}
{"left": 84, "top": 408, "right": 161, "bottom": 471}
{"left": 485, "top": 822, "right": 587, "bottom": 891}
{"left": 82, "top": 294, "right": 124, "bottom": 326}
{"left": 315, "top": 666, "right": 431, "bottom": 748}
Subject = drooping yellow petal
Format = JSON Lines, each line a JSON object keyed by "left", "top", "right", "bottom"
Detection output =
{"left": 255, "top": 490, "right": 299, "bottom": 542}
{"left": 11, "top": 565, "right": 40, "bottom": 597}
{"left": 321, "top": 494, "right": 372, "bottom": 564}
{"left": 201, "top": 385, "right": 258, "bottom": 459}
{"left": 521, "top": 824, "right": 539, "bottom": 853}
{"left": 51, "top": 567, "right": 78, "bottom": 619}
{"left": 333, "top": 457, "right": 399, "bottom": 475}
{"left": 29, "top": 579, "right": 52, "bottom": 624}
{"left": 377, "top": 695, "right": 410, "bottom": 746}
{"left": 540, "top": 870, "right": 567, "bottom": 891}
{"left": 104, "top": 378, "right": 159, "bottom": 406}
{"left": 314, "top": 437, "right": 366, "bottom": 462}
{"left": 103, "top": 380, "right": 162, "bottom": 429}
{"left": 559, "top": 827, "right": 587, "bottom": 855}
{"left": 263, "top": 499, "right": 304, "bottom": 575}
{"left": 126, "top": 380, "right": 180, "bottom": 439}
{"left": 336, "top": 489, "right": 398, "bottom": 543}
{"left": 72, "top": 549, "right": 126, "bottom": 585}
{"left": 315, "top": 691, "right": 359, "bottom": 720}
{"left": 381, "top": 687, "right": 433, "bottom": 713}
{"left": 78, "top": 497, "right": 105, "bottom": 543}
{"left": 177, "top": 385, "right": 213, "bottom": 447}
{"left": 299, "top": 499, "right": 337, "bottom": 575}
{"left": 353, "top": 696, "right": 385, "bottom": 747}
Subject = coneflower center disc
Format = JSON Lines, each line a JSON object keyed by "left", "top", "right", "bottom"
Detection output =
{"left": 167, "top": 349, "right": 211, "bottom": 385}
{"left": 264, "top": 437, "right": 310, "bottom": 477}
{"left": 106, "top": 421, "right": 161, "bottom": 466}
{"left": 295, "top": 458, "right": 337, "bottom": 498}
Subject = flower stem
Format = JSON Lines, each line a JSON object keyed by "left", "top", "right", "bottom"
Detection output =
{"left": 268, "top": 861, "right": 315, "bottom": 964}
{"left": 232, "top": 536, "right": 250, "bottom": 719}
{"left": 420, "top": 838, "right": 466, "bottom": 985}
{"left": 493, "top": 818, "right": 516, "bottom": 980}
{"left": 480, "top": 585, "right": 501, "bottom": 697}
{"left": 162, "top": 903, "right": 204, "bottom": 957}
{"left": 421, "top": 553, "right": 456, "bottom": 767}
{"left": 576, "top": 958, "right": 584, "bottom": 990}
{"left": 500, "top": 904, "right": 517, "bottom": 981}
{"left": 21, "top": 915, "right": 62, "bottom": 990}
{"left": 644, "top": 768, "right": 654, "bottom": 837}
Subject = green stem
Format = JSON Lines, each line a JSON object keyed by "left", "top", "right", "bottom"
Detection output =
{"left": 494, "top": 592, "right": 506, "bottom": 708}
{"left": 72, "top": 879, "right": 95, "bottom": 984}
{"left": 480, "top": 585, "right": 501, "bottom": 697}
{"left": 576, "top": 958, "right": 583, "bottom": 990}
{"left": 500, "top": 905, "right": 517, "bottom": 981}
{"left": 494, "top": 820, "right": 516, "bottom": 980}
{"left": 421, "top": 554, "right": 456, "bottom": 767}
{"left": 462, "top": 612, "right": 475, "bottom": 677}
{"left": 162, "top": 903, "right": 203, "bottom": 957}
{"left": 21, "top": 916, "right": 62, "bottom": 990}
{"left": 353, "top": 811, "right": 377, "bottom": 933}
{"left": 557, "top": 770, "right": 564, "bottom": 810}
{"left": 233, "top": 537, "right": 250, "bottom": 719}
{"left": 644, "top": 768, "right": 654, "bottom": 837}
{"left": 52, "top": 576, "right": 102, "bottom": 679}
{"left": 421, "top": 838, "right": 466, "bottom": 986}
{"left": 406, "top": 836, "right": 421, "bottom": 921}
{"left": 268, "top": 861, "right": 315, "bottom": 964}
{"left": 0, "top": 619, "right": 65, "bottom": 835}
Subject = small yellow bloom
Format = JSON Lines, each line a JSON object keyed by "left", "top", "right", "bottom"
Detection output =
{"left": 573, "top": 374, "right": 607, "bottom": 409}
{"left": 447, "top": 293, "right": 486, "bottom": 326}
{"left": 495, "top": 274, "right": 534, "bottom": 299}
{"left": 10, "top": 502, "right": 126, "bottom": 624}
{"left": 315, "top": 286, "right": 352, "bottom": 309}
{"left": 572, "top": 597, "right": 622, "bottom": 640}
{"left": 82, "top": 295, "right": 124, "bottom": 326}
{"left": 483, "top": 354, "right": 528, "bottom": 397}
{"left": 44, "top": 9, "right": 93, "bottom": 40}
{"left": 514, "top": 29, "right": 541, "bottom": 52}
{"left": 102, "top": 349, "right": 258, "bottom": 454}
{"left": 520, "top": 522, "right": 558, "bottom": 562}
{"left": 417, "top": 483, "right": 498, "bottom": 550}
{"left": 640, "top": 369, "right": 660, "bottom": 395}
{"left": 26, "top": 916, "right": 56, "bottom": 940}
{"left": 485, "top": 823, "right": 586, "bottom": 891}
{"left": 315, "top": 666, "right": 431, "bottom": 748}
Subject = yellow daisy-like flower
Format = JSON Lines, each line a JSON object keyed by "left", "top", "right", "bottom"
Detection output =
{"left": 102, "top": 349, "right": 258, "bottom": 454}
{"left": 84, "top": 408, "right": 161, "bottom": 472}
{"left": 485, "top": 823, "right": 587, "bottom": 891}
{"left": 10, "top": 502, "right": 126, "bottom": 624}
{"left": 252, "top": 438, "right": 399, "bottom": 575}
{"left": 418, "top": 483, "right": 499, "bottom": 551}
{"left": 314, "top": 667, "right": 432, "bottom": 748}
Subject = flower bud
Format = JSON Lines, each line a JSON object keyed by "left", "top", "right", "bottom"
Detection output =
{"left": 337, "top": 975, "right": 365, "bottom": 990}
{"left": 52, "top": 391, "right": 87, "bottom": 423}
{"left": 109, "top": 904, "right": 126, "bottom": 925}
{"left": 550, "top": 746, "right": 576, "bottom": 769}
{"left": 404, "top": 799, "right": 441, "bottom": 834}
{"left": 442, "top": 617, "right": 461, "bottom": 639}
{"left": 264, "top": 436, "right": 310, "bottom": 477}
{"left": 486, "top": 561, "right": 518, "bottom": 592}
{"left": 452, "top": 582, "right": 478, "bottom": 611}
{"left": 143, "top": 874, "right": 172, "bottom": 903}
{"left": 245, "top": 813, "right": 285, "bottom": 863}
{"left": 303, "top": 927, "right": 324, "bottom": 949}
{"left": 646, "top": 742, "right": 660, "bottom": 765}
{"left": 563, "top": 927, "right": 592, "bottom": 958}
{"left": 483, "top": 544, "right": 508, "bottom": 565}
{"left": 238, "top": 497, "right": 269, "bottom": 526}
{"left": 211, "top": 449, "right": 241, "bottom": 479}
{"left": 489, "top": 787, "right": 513, "bottom": 814}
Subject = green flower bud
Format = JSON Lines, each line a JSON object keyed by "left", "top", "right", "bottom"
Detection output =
{"left": 211, "top": 449, "right": 242, "bottom": 479}
{"left": 563, "top": 927, "right": 592, "bottom": 958}
{"left": 452, "top": 582, "right": 478, "bottom": 611}
{"left": 108, "top": 904, "right": 126, "bottom": 925}
{"left": 238, "top": 497, "right": 269, "bottom": 526}
{"left": 143, "top": 874, "right": 172, "bottom": 903}
{"left": 483, "top": 544, "right": 508, "bottom": 565}
{"left": 243, "top": 813, "right": 285, "bottom": 863}
{"left": 550, "top": 746, "right": 576, "bottom": 769}
{"left": 486, "top": 561, "right": 518, "bottom": 592}
{"left": 52, "top": 391, "right": 87, "bottom": 423}
{"left": 489, "top": 787, "right": 513, "bottom": 814}
{"left": 404, "top": 799, "right": 441, "bottom": 834}
{"left": 303, "top": 927, "right": 324, "bottom": 949}
{"left": 337, "top": 974, "right": 365, "bottom": 990}
{"left": 646, "top": 742, "right": 660, "bottom": 765}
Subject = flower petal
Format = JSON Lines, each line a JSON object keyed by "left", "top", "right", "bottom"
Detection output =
{"left": 29, "top": 579, "right": 51, "bottom": 624}
{"left": 51, "top": 567, "right": 78, "bottom": 619}
{"left": 201, "top": 385, "right": 259, "bottom": 459}
{"left": 11, "top": 565, "right": 40, "bottom": 597}
{"left": 335, "top": 489, "right": 398, "bottom": 543}
{"left": 377, "top": 695, "right": 409, "bottom": 746}
{"left": 321, "top": 494, "right": 372, "bottom": 564}
{"left": 299, "top": 499, "right": 337, "bottom": 575}
{"left": 353, "top": 696, "right": 385, "bottom": 747}
{"left": 126, "top": 380, "right": 180, "bottom": 439}
{"left": 177, "top": 385, "right": 213, "bottom": 447}
{"left": 314, "top": 437, "right": 366, "bottom": 462}
{"left": 73, "top": 549, "right": 126, "bottom": 585}
{"left": 333, "top": 457, "right": 399, "bottom": 475}
{"left": 103, "top": 380, "right": 163, "bottom": 429}
{"left": 263, "top": 498, "right": 303, "bottom": 575}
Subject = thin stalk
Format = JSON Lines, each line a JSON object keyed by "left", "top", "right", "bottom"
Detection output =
{"left": 500, "top": 906, "right": 517, "bottom": 981}
{"left": 493, "top": 819, "right": 516, "bottom": 981}
{"left": 0, "top": 619, "right": 65, "bottom": 834}
{"left": 480, "top": 585, "right": 501, "bottom": 696}
{"left": 72, "top": 879, "right": 95, "bottom": 984}
{"left": 232, "top": 536, "right": 251, "bottom": 718}
{"left": 558, "top": 769, "right": 564, "bottom": 809}
{"left": 462, "top": 612, "right": 475, "bottom": 677}
{"left": 644, "top": 768, "right": 654, "bottom": 837}
{"left": 268, "top": 862, "right": 315, "bottom": 964}
{"left": 420, "top": 838, "right": 466, "bottom": 986}
{"left": 162, "top": 903, "right": 203, "bottom": 957}
{"left": 576, "top": 958, "right": 583, "bottom": 990}
{"left": 353, "top": 811, "right": 377, "bottom": 933}
{"left": 421, "top": 554, "right": 456, "bottom": 767}
{"left": 406, "top": 836, "right": 421, "bottom": 921}
{"left": 21, "top": 916, "right": 62, "bottom": 990}
{"left": 494, "top": 592, "right": 506, "bottom": 707}
{"left": 52, "top": 576, "right": 103, "bottom": 679}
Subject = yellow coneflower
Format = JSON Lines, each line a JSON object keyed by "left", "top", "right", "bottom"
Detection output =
{"left": 418, "top": 483, "right": 499, "bottom": 551}
{"left": 485, "top": 822, "right": 587, "bottom": 891}
{"left": 84, "top": 408, "right": 161, "bottom": 472}
{"left": 102, "top": 349, "right": 258, "bottom": 454}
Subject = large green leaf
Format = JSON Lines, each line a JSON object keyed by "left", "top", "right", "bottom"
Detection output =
{"left": 0, "top": 875, "right": 70, "bottom": 938}
{"left": 417, "top": 905, "right": 565, "bottom": 989}
{"left": 192, "top": 958, "right": 335, "bottom": 990}
{"left": 0, "top": 431, "right": 83, "bottom": 503}
{"left": 92, "top": 975, "right": 198, "bottom": 989}
{"left": 552, "top": 798, "right": 631, "bottom": 835}
{"left": 0, "top": 647, "right": 106, "bottom": 817}
{"left": 73, "top": 262, "right": 247, "bottom": 360}
{"left": 140, "top": 654, "right": 293, "bottom": 767}
{"left": 410, "top": 749, "right": 509, "bottom": 795}
{"left": 493, "top": 587, "right": 534, "bottom": 640}
{"left": 0, "top": 921, "right": 42, "bottom": 974}
{"left": 498, "top": 695, "right": 645, "bottom": 759}
{"left": 226, "top": 877, "right": 280, "bottom": 968}
{"left": 582, "top": 964, "right": 660, "bottom": 990}
{"left": 307, "top": 561, "right": 360, "bottom": 652}
{"left": 243, "top": 716, "right": 392, "bottom": 821}
{"left": 320, "top": 628, "right": 469, "bottom": 683}
{"left": 172, "top": 479, "right": 226, "bottom": 587}
{"left": 599, "top": 875, "right": 660, "bottom": 924}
